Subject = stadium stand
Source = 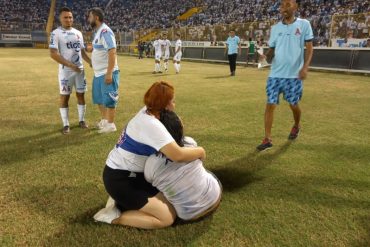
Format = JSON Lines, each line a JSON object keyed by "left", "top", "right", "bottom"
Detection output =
{"left": 0, "top": 0, "right": 368, "bottom": 46}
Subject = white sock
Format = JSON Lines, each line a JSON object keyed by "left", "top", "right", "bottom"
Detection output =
{"left": 178, "top": 63, "right": 181, "bottom": 72}
{"left": 154, "top": 63, "right": 158, "bottom": 72}
{"left": 157, "top": 63, "right": 161, "bottom": 72}
{"left": 164, "top": 62, "right": 168, "bottom": 70}
{"left": 174, "top": 63, "right": 178, "bottom": 72}
{"left": 77, "top": 104, "right": 86, "bottom": 122}
{"left": 59, "top": 108, "right": 69, "bottom": 127}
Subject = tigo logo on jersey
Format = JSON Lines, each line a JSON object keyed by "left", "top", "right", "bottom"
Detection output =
{"left": 66, "top": 41, "right": 81, "bottom": 52}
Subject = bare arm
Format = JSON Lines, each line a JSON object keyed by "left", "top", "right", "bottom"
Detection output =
{"left": 105, "top": 48, "right": 117, "bottom": 83}
{"left": 265, "top": 47, "right": 275, "bottom": 62}
{"left": 81, "top": 49, "right": 92, "bottom": 67}
{"left": 49, "top": 48, "right": 81, "bottom": 72}
{"left": 160, "top": 142, "right": 206, "bottom": 163}
{"left": 299, "top": 41, "right": 313, "bottom": 80}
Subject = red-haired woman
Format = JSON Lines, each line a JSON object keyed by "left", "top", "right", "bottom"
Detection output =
{"left": 94, "top": 81, "right": 206, "bottom": 229}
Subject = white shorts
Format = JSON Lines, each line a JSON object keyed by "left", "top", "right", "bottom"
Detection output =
{"left": 163, "top": 53, "right": 170, "bottom": 60}
{"left": 174, "top": 52, "right": 182, "bottom": 62}
{"left": 155, "top": 54, "right": 162, "bottom": 61}
{"left": 58, "top": 69, "right": 87, "bottom": 95}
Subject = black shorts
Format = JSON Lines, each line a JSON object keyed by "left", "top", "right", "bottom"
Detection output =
{"left": 103, "top": 165, "right": 159, "bottom": 211}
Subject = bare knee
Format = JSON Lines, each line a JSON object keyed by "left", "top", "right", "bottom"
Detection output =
{"left": 265, "top": 104, "right": 276, "bottom": 112}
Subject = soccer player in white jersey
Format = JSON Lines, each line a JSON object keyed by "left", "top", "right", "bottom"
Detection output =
{"left": 173, "top": 33, "right": 182, "bottom": 74}
{"left": 161, "top": 33, "right": 172, "bottom": 72}
{"left": 145, "top": 110, "right": 222, "bottom": 221}
{"left": 153, "top": 34, "right": 163, "bottom": 74}
{"left": 49, "top": 7, "right": 92, "bottom": 134}
{"left": 88, "top": 8, "right": 120, "bottom": 134}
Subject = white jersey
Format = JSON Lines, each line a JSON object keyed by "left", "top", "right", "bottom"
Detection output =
{"left": 92, "top": 23, "right": 119, "bottom": 77}
{"left": 106, "top": 107, "right": 174, "bottom": 172}
{"left": 162, "top": 39, "right": 171, "bottom": 56}
{"left": 49, "top": 27, "right": 85, "bottom": 72}
{"left": 144, "top": 137, "right": 221, "bottom": 220}
{"left": 153, "top": 39, "right": 163, "bottom": 55}
{"left": 175, "top": 39, "right": 182, "bottom": 54}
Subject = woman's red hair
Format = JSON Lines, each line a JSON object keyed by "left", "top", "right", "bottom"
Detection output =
{"left": 144, "top": 81, "right": 174, "bottom": 117}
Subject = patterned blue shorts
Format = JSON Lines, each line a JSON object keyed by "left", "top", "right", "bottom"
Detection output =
{"left": 266, "top": 77, "right": 303, "bottom": 105}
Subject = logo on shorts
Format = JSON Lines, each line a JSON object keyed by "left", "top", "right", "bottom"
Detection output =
{"left": 60, "top": 79, "right": 69, "bottom": 86}
{"left": 61, "top": 79, "right": 70, "bottom": 92}
{"left": 109, "top": 92, "right": 119, "bottom": 102}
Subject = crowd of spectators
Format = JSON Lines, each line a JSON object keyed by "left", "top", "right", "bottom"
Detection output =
{"left": 1, "top": 0, "right": 369, "bottom": 46}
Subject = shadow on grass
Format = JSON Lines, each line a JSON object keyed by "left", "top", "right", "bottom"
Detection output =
{"left": 212, "top": 141, "right": 292, "bottom": 192}
{"left": 0, "top": 124, "right": 100, "bottom": 166}
{"left": 42, "top": 204, "right": 213, "bottom": 247}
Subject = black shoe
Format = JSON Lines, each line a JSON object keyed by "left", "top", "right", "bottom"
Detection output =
{"left": 62, "top": 126, "right": 70, "bottom": 135}
{"left": 256, "top": 138, "right": 273, "bottom": 151}
{"left": 79, "top": 121, "right": 89, "bottom": 129}
{"left": 230, "top": 71, "right": 235, "bottom": 76}
{"left": 288, "top": 125, "right": 300, "bottom": 140}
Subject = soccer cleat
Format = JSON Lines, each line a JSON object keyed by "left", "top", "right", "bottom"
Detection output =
{"left": 256, "top": 138, "right": 273, "bottom": 151}
{"left": 79, "top": 121, "right": 89, "bottom": 129}
{"left": 93, "top": 203, "right": 121, "bottom": 224}
{"left": 62, "top": 126, "right": 70, "bottom": 135}
{"left": 152, "top": 71, "right": 157, "bottom": 74}
{"left": 96, "top": 119, "right": 107, "bottom": 130}
{"left": 98, "top": 123, "right": 117, "bottom": 134}
{"left": 158, "top": 71, "right": 163, "bottom": 74}
{"left": 288, "top": 125, "right": 300, "bottom": 140}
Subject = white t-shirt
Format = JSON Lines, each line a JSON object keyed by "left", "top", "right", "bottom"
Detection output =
{"left": 106, "top": 107, "right": 175, "bottom": 172}
{"left": 153, "top": 39, "right": 163, "bottom": 55}
{"left": 49, "top": 27, "right": 85, "bottom": 72}
{"left": 175, "top": 39, "right": 182, "bottom": 54}
{"left": 144, "top": 137, "right": 221, "bottom": 220}
{"left": 162, "top": 39, "right": 172, "bottom": 55}
{"left": 91, "top": 23, "right": 119, "bottom": 77}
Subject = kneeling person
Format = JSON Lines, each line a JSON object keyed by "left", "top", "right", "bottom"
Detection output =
{"left": 145, "top": 111, "right": 222, "bottom": 221}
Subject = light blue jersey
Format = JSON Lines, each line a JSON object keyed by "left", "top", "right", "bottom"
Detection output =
{"left": 91, "top": 23, "right": 119, "bottom": 77}
{"left": 226, "top": 36, "right": 240, "bottom": 55}
{"left": 269, "top": 18, "right": 313, "bottom": 78}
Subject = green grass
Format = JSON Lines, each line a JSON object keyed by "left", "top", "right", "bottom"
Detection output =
{"left": 1, "top": 48, "right": 370, "bottom": 247}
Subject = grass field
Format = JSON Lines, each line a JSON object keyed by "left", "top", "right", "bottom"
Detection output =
{"left": 1, "top": 48, "right": 370, "bottom": 247}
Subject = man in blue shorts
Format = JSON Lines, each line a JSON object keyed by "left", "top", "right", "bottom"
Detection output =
{"left": 88, "top": 7, "right": 120, "bottom": 134}
{"left": 257, "top": 0, "right": 314, "bottom": 151}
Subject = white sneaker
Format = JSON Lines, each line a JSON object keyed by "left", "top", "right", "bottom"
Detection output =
{"left": 93, "top": 204, "right": 121, "bottom": 224}
{"left": 98, "top": 122, "right": 117, "bottom": 134}
{"left": 96, "top": 119, "right": 107, "bottom": 130}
